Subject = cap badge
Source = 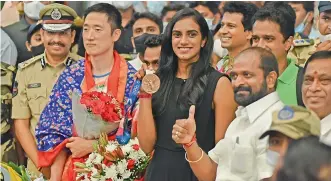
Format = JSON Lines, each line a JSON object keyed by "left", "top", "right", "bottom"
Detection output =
{"left": 51, "top": 8, "right": 62, "bottom": 20}
{"left": 278, "top": 106, "right": 294, "bottom": 120}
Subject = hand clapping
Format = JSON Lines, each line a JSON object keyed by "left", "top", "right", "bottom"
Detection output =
{"left": 172, "top": 105, "right": 197, "bottom": 144}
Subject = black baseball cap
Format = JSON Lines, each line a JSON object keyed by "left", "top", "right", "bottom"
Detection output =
{"left": 318, "top": 1, "right": 331, "bottom": 13}
{"left": 27, "top": 22, "right": 42, "bottom": 43}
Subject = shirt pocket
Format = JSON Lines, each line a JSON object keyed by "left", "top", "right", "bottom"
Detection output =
{"left": 26, "top": 86, "right": 47, "bottom": 115}
{"left": 230, "top": 144, "right": 255, "bottom": 178}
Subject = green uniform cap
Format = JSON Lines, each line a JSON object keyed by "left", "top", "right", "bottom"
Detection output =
{"left": 260, "top": 105, "right": 321, "bottom": 140}
{"left": 39, "top": 3, "right": 78, "bottom": 32}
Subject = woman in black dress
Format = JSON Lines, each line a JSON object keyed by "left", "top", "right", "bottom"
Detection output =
{"left": 136, "top": 8, "right": 237, "bottom": 181}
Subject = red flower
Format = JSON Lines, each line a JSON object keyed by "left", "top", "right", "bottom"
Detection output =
{"left": 91, "top": 101, "right": 105, "bottom": 115}
{"left": 127, "top": 159, "right": 135, "bottom": 169}
{"left": 132, "top": 144, "right": 140, "bottom": 151}
{"left": 101, "top": 111, "right": 119, "bottom": 123}
{"left": 103, "top": 159, "right": 113, "bottom": 167}
{"left": 80, "top": 91, "right": 123, "bottom": 123}
{"left": 99, "top": 93, "right": 112, "bottom": 102}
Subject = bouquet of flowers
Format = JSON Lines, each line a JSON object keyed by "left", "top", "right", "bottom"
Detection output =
{"left": 75, "top": 133, "right": 150, "bottom": 181}
{"left": 72, "top": 91, "right": 124, "bottom": 139}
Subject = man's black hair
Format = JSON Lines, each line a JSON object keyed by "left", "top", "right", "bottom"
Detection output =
{"left": 288, "top": 1, "right": 315, "bottom": 12}
{"left": 189, "top": 1, "right": 220, "bottom": 15}
{"left": 141, "top": 34, "right": 164, "bottom": 56}
{"left": 161, "top": 4, "right": 185, "bottom": 20}
{"left": 130, "top": 12, "right": 163, "bottom": 33}
{"left": 252, "top": 2, "right": 296, "bottom": 40}
{"left": 223, "top": 2, "right": 259, "bottom": 31}
{"left": 303, "top": 51, "right": 331, "bottom": 75}
{"left": 144, "top": 34, "right": 164, "bottom": 48}
{"left": 238, "top": 47, "right": 279, "bottom": 79}
{"left": 84, "top": 3, "right": 122, "bottom": 32}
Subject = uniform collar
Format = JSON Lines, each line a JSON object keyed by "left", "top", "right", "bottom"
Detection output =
{"left": 321, "top": 113, "right": 331, "bottom": 136}
{"left": 242, "top": 92, "right": 280, "bottom": 124}
{"left": 40, "top": 51, "right": 74, "bottom": 69}
{"left": 278, "top": 58, "right": 297, "bottom": 85}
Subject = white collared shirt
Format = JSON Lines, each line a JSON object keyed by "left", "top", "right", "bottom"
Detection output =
{"left": 320, "top": 113, "right": 331, "bottom": 146}
{"left": 129, "top": 54, "right": 142, "bottom": 71}
{"left": 209, "top": 92, "right": 284, "bottom": 181}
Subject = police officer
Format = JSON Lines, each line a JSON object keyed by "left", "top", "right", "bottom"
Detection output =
{"left": 289, "top": 1, "right": 331, "bottom": 66}
{"left": 25, "top": 21, "right": 44, "bottom": 57}
{"left": 1, "top": 29, "right": 18, "bottom": 164}
{"left": 259, "top": 105, "right": 321, "bottom": 180}
{"left": 11, "top": 3, "right": 82, "bottom": 177}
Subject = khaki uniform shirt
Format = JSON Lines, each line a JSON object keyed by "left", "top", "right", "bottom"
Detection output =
{"left": 11, "top": 52, "right": 82, "bottom": 136}
{"left": 1, "top": 62, "right": 17, "bottom": 164}
{"left": 288, "top": 38, "right": 319, "bottom": 67}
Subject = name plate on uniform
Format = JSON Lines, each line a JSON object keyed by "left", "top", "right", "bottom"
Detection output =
{"left": 27, "top": 83, "right": 41, "bottom": 89}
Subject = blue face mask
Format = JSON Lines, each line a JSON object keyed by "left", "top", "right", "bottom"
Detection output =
{"left": 147, "top": 2, "right": 167, "bottom": 17}
{"left": 266, "top": 149, "right": 280, "bottom": 167}
{"left": 295, "top": 14, "right": 309, "bottom": 34}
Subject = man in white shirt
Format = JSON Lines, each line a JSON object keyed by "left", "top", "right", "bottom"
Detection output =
{"left": 302, "top": 51, "right": 331, "bottom": 146}
{"left": 129, "top": 12, "right": 162, "bottom": 70}
{"left": 172, "top": 47, "right": 283, "bottom": 181}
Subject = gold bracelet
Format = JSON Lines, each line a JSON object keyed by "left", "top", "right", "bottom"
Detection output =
{"left": 185, "top": 147, "right": 204, "bottom": 163}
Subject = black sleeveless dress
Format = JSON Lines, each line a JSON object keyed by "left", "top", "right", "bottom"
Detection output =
{"left": 145, "top": 68, "right": 229, "bottom": 181}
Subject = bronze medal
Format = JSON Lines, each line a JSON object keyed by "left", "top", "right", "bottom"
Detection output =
{"left": 142, "top": 73, "right": 160, "bottom": 94}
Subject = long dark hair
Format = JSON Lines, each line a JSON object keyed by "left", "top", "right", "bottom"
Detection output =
{"left": 152, "top": 8, "right": 214, "bottom": 116}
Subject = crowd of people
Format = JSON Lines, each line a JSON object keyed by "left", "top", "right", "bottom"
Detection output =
{"left": 1, "top": 1, "right": 331, "bottom": 181}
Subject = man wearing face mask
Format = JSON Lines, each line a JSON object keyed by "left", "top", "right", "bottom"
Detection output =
{"left": 289, "top": 1, "right": 331, "bottom": 66}
{"left": 11, "top": 3, "right": 82, "bottom": 177}
{"left": 25, "top": 22, "right": 44, "bottom": 57}
{"left": 190, "top": 1, "right": 221, "bottom": 32}
{"left": 289, "top": 2, "right": 319, "bottom": 39}
{"left": 113, "top": 1, "right": 135, "bottom": 58}
{"left": 161, "top": 4, "right": 185, "bottom": 33}
{"left": 129, "top": 12, "right": 162, "bottom": 71}
{"left": 259, "top": 105, "right": 321, "bottom": 181}
{"left": 2, "top": 1, "right": 52, "bottom": 65}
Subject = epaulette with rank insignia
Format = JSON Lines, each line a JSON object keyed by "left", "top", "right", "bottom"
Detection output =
{"left": 293, "top": 39, "right": 315, "bottom": 47}
{"left": 18, "top": 54, "right": 43, "bottom": 70}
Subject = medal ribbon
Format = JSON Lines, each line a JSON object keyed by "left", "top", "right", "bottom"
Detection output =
{"left": 116, "top": 80, "right": 142, "bottom": 145}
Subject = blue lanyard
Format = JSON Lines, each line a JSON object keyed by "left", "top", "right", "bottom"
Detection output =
{"left": 125, "top": 79, "right": 142, "bottom": 113}
{"left": 116, "top": 80, "right": 142, "bottom": 145}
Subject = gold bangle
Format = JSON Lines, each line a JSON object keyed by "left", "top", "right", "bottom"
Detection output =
{"left": 185, "top": 147, "right": 204, "bottom": 163}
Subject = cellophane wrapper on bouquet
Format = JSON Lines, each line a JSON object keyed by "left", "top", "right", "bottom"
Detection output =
{"left": 72, "top": 92, "right": 123, "bottom": 139}
{"left": 75, "top": 134, "right": 150, "bottom": 181}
